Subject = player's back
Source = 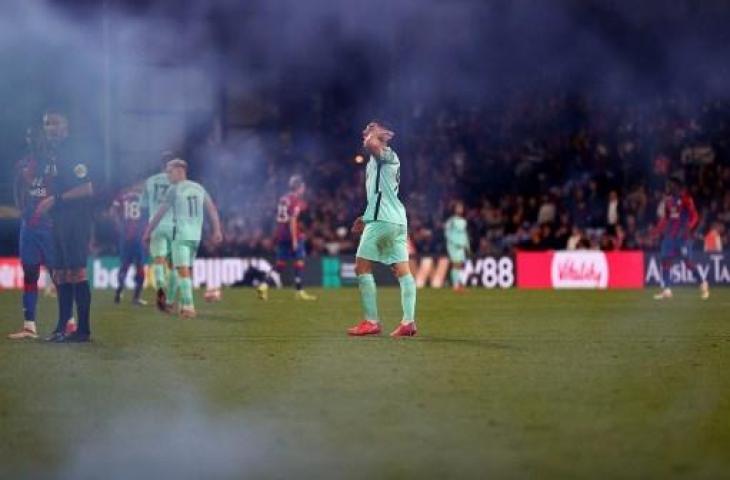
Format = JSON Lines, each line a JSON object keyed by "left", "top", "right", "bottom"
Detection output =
{"left": 275, "top": 193, "right": 305, "bottom": 241}
{"left": 115, "top": 187, "right": 146, "bottom": 239}
{"left": 662, "top": 193, "right": 696, "bottom": 237}
{"left": 363, "top": 147, "right": 406, "bottom": 226}
{"left": 168, "top": 180, "right": 208, "bottom": 241}
{"left": 144, "top": 172, "right": 174, "bottom": 228}
{"left": 445, "top": 215, "right": 468, "bottom": 244}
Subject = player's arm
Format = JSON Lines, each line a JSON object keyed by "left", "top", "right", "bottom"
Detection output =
{"left": 109, "top": 198, "right": 123, "bottom": 233}
{"left": 204, "top": 194, "right": 223, "bottom": 244}
{"left": 351, "top": 216, "right": 365, "bottom": 234}
{"left": 143, "top": 202, "right": 170, "bottom": 243}
{"left": 652, "top": 199, "right": 667, "bottom": 237}
{"left": 140, "top": 182, "right": 150, "bottom": 213}
{"left": 464, "top": 223, "right": 471, "bottom": 253}
{"left": 12, "top": 167, "right": 24, "bottom": 212}
{"left": 59, "top": 181, "right": 93, "bottom": 201}
{"left": 289, "top": 205, "right": 300, "bottom": 248}
{"left": 35, "top": 180, "right": 93, "bottom": 216}
{"left": 144, "top": 184, "right": 173, "bottom": 242}
{"left": 684, "top": 196, "right": 699, "bottom": 232}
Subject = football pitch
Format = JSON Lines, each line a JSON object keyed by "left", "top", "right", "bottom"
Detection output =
{"left": 1, "top": 287, "right": 729, "bottom": 479}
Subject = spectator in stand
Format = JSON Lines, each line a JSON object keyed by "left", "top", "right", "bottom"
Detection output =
{"left": 704, "top": 222, "right": 723, "bottom": 253}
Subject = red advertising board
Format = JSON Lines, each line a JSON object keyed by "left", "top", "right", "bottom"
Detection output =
{"left": 517, "top": 251, "right": 644, "bottom": 289}
{"left": 0, "top": 257, "right": 52, "bottom": 290}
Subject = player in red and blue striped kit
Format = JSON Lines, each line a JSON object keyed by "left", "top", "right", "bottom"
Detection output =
{"left": 653, "top": 177, "right": 709, "bottom": 300}
{"left": 111, "top": 182, "right": 147, "bottom": 305}
{"left": 8, "top": 149, "right": 57, "bottom": 339}
{"left": 257, "top": 175, "right": 317, "bottom": 301}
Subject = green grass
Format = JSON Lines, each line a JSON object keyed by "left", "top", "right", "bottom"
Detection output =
{"left": 1, "top": 287, "right": 729, "bottom": 479}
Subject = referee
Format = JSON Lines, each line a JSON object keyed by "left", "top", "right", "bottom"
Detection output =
{"left": 34, "top": 109, "right": 94, "bottom": 342}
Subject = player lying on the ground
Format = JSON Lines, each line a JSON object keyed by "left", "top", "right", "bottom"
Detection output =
{"left": 143, "top": 158, "right": 223, "bottom": 318}
{"left": 110, "top": 181, "right": 147, "bottom": 306}
{"left": 652, "top": 176, "right": 709, "bottom": 300}
{"left": 348, "top": 121, "right": 418, "bottom": 337}
{"left": 445, "top": 201, "right": 470, "bottom": 292}
{"left": 257, "top": 174, "right": 317, "bottom": 301}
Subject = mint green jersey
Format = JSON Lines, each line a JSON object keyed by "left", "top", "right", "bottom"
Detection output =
{"left": 445, "top": 215, "right": 469, "bottom": 248}
{"left": 142, "top": 172, "right": 174, "bottom": 230}
{"left": 164, "top": 180, "right": 209, "bottom": 242}
{"left": 362, "top": 147, "right": 407, "bottom": 226}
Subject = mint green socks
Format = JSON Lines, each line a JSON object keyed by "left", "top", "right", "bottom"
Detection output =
{"left": 153, "top": 263, "right": 167, "bottom": 290}
{"left": 399, "top": 274, "right": 416, "bottom": 323}
{"left": 167, "top": 269, "right": 179, "bottom": 305}
{"left": 450, "top": 268, "right": 461, "bottom": 287}
{"left": 179, "top": 276, "right": 193, "bottom": 308}
{"left": 357, "top": 274, "right": 379, "bottom": 322}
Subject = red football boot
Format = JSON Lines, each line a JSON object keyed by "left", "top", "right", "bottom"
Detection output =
{"left": 390, "top": 322, "right": 417, "bottom": 337}
{"left": 64, "top": 320, "right": 77, "bottom": 335}
{"left": 347, "top": 320, "right": 381, "bottom": 336}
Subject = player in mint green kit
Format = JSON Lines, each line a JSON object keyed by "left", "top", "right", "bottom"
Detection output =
{"left": 348, "top": 122, "right": 417, "bottom": 337}
{"left": 141, "top": 151, "right": 177, "bottom": 312}
{"left": 144, "top": 158, "right": 223, "bottom": 318}
{"left": 445, "top": 201, "right": 470, "bottom": 291}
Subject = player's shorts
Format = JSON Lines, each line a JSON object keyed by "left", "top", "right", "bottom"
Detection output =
{"left": 51, "top": 217, "right": 91, "bottom": 270}
{"left": 356, "top": 221, "right": 408, "bottom": 265}
{"left": 276, "top": 239, "right": 306, "bottom": 262}
{"left": 660, "top": 236, "right": 693, "bottom": 260}
{"left": 119, "top": 237, "right": 146, "bottom": 266}
{"left": 447, "top": 243, "right": 467, "bottom": 264}
{"left": 19, "top": 223, "right": 55, "bottom": 267}
{"left": 149, "top": 226, "right": 174, "bottom": 259}
{"left": 171, "top": 239, "right": 200, "bottom": 268}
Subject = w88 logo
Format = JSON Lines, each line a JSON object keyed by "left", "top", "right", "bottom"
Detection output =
{"left": 463, "top": 257, "right": 514, "bottom": 289}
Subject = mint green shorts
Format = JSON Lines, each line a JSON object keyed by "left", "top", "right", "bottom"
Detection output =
{"left": 447, "top": 244, "right": 467, "bottom": 264}
{"left": 171, "top": 239, "right": 200, "bottom": 267}
{"left": 356, "top": 221, "right": 408, "bottom": 265}
{"left": 149, "top": 226, "right": 174, "bottom": 259}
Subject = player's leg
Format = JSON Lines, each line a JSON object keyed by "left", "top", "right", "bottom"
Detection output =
{"left": 115, "top": 239, "right": 130, "bottom": 304}
{"left": 293, "top": 242, "right": 316, "bottom": 300}
{"left": 654, "top": 237, "right": 675, "bottom": 299}
{"left": 348, "top": 222, "right": 383, "bottom": 335}
{"left": 680, "top": 239, "right": 709, "bottom": 299}
{"left": 9, "top": 226, "right": 41, "bottom": 339}
{"left": 389, "top": 224, "right": 417, "bottom": 337}
{"left": 257, "top": 242, "right": 286, "bottom": 300}
{"left": 47, "top": 225, "right": 76, "bottom": 340}
{"left": 173, "top": 240, "right": 197, "bottom": 317}
{"left": 130, "top": 240, "right": 146, "bottom": 305}
{"left": 165, "top": 234, "right": 180, "bottom": 309}
{"left": 9, "top": 264, "right": 41, "bottom": 339}
{"left": 66, "top": 223, "right": 92, "bottom": 340}
{"left": 149, "top": 230, "right": 170, "bottom": 310}
{"left": 447, "top": 244, "right": 466, "bottom": 291}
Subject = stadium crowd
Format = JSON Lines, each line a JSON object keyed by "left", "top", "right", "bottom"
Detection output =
{"left": 92, "top": 94, "right": 730, "bottom": 258}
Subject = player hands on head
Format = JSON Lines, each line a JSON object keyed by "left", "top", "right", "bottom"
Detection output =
{"left": 652, "top": 175, "right": 709, "bottom": 300}
{"left": 256, "top": 174, "right": 317, "bottom": 301}
{"left": 348, "top": 121, "right": 418, "bottom": 337}
{"left": 143, "top": 158, "right": 223, "bottom": 318}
